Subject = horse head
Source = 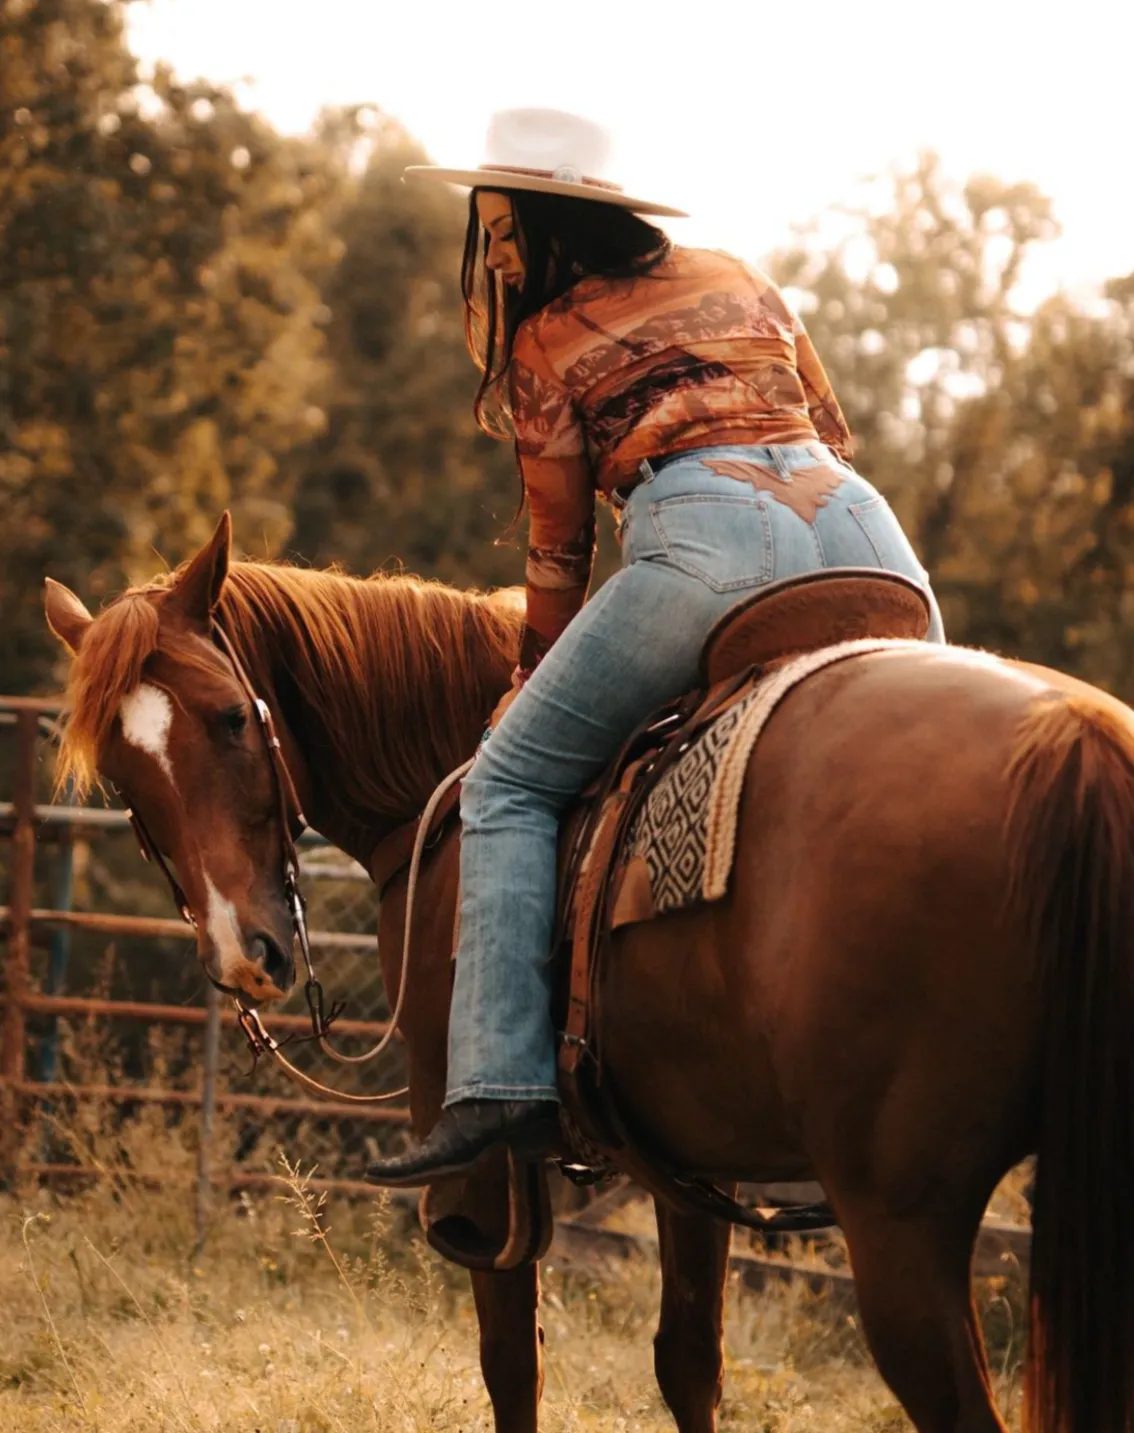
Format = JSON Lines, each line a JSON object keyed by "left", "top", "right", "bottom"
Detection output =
{"left": 45, "top": 514, "right": 300, "bottom": 1005}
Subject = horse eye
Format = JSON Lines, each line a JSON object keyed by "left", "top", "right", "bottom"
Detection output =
{"left": 223, "top": 705, "right": 248, "bottom": 739}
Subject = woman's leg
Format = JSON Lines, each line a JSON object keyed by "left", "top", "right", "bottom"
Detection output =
{"left": 446, "top": 557, "right": 747, "bottom": 1104}
{"left": 365, "top": 554, "right": 757, "bottom": 1185}
{"left": 442, "top": 451, "right": 945, "bottom": 1109}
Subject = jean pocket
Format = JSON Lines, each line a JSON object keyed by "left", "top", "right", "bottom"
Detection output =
{"left": 848, "top": 496, "right": 926, "bottom": 579}
{"left": 649, "top": 494, "right": 774, "bottom": 592}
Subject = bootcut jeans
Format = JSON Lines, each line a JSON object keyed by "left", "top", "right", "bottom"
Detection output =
{"left": 444, "top": 444, "right": 945, "bottom": 1105}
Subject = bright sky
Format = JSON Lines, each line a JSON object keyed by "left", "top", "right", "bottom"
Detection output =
{"left": 129, "top": 0, "right": 1130, "bottom": 309}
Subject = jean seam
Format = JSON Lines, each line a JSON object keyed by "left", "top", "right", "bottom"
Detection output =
{"left": 445, "top": 1083, "right": 560, "bottom": 1105}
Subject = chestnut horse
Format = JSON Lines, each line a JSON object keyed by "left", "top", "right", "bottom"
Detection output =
{"left": 45, "top": 514, "right": 1134, "bottom": 1433}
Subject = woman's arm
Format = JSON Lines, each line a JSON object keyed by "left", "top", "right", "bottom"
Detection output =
{"left": 518, "top": 454, "right": 597, "bottom": 673}
{"left": 510, "top": 332, "right": 597, "bottom": 677}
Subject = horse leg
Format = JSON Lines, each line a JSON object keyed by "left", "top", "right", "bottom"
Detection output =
{"left": 838, "top": 1203, "right": 1006, "bottom": 1433}
{"left": 470, "top": 1263, "right": 544, "bottom": 1433}
{"left": 653, "top": 1197, "right": 733, "bottom": 1433}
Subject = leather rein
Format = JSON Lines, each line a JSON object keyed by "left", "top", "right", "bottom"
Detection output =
{"left": 120, "top": 618, "right": 460, "bottom": 1107}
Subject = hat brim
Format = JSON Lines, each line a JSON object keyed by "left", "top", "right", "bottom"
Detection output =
{"left": 404, "top": 166, "right": 688, "bottom": 219}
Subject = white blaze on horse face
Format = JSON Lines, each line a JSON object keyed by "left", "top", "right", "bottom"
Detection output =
{"left": 119, "top": 683, "right": 176, "bottom": 783}
{"left": 203, "top": 872, "right": 244, "bottom": 982}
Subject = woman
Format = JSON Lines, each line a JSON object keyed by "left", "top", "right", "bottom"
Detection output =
{"left": 366, "top": 108, "right": 943, "bottom": 1186}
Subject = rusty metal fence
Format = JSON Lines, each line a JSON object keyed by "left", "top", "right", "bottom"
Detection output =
{"left": 0, "top": 696, "right": 410, "bottom": 1231}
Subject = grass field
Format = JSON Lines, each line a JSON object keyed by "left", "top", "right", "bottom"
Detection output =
{"left": 1, "top": 1148, "right": 1028, "bottom": 1433}
{"left": 0, "top": 1090, "right": 1032, "bottom": 1432}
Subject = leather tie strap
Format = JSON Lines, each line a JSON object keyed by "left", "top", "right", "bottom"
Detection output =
{"left": 368, "top": 779, "right": 464, "bottom": 899}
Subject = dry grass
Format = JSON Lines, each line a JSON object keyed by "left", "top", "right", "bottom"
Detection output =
{"left": 0, "top": 1178, "right": 1026, "bottom": 1432}
{"left": 1, "top": 1100, "right": 1027, "bottom": 1432}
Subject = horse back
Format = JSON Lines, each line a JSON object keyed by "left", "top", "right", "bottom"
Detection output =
{"left": 600, "top": 644, "right": 1063, "bottom": 1184}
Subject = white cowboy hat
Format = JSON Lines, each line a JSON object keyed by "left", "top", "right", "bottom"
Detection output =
{"left": 404, "top": 107, "right": 688, "bottom": 219}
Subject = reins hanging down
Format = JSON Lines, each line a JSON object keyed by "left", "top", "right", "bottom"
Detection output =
{"left": 314, "top": 758, "right": 472, "bottom": 1068}
{"left": 235, "top": 756, "right": 472, "bottom": 1102}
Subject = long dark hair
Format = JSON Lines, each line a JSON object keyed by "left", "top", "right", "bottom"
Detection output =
{"left": 461, "top": 188, "right": 671, "bottom": 438}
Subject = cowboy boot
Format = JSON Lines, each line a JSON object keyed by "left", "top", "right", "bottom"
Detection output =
{"left": 364, "top": 1098, "right": 560, "bottom": 1187}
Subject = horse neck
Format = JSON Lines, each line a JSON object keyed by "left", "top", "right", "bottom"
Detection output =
{"left": 221, "top": 568, "right": 519, "bottom": 865}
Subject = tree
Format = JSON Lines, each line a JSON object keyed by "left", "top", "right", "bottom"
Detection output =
{"left": 289, "top": 119, "right": 525, "bottom": 591}
{"left": 0, "top": 0, "right": 343, "bottom": 693}
{"left": 769, "top": 154, "right": 1134, "bottom": 695}
{"left": 768, "top": 153, "right": 1058, "bottom": 544}
{"left": 930, "top": 280, "right": 1134, "bottom": 693}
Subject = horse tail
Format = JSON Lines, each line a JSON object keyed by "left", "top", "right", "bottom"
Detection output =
{"left": 1006, "top": 693, "right": 1134, "bottom": 1433}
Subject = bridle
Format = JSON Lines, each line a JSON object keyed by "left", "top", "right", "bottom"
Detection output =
{"left": 120, "top": 618, "right": 462, "bottom": 1106}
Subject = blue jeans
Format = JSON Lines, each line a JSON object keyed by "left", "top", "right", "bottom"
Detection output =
{"left": 444, "top": 445, "right": 943, "bottom": 1104}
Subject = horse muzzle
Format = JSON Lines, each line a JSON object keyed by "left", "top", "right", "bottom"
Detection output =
{"left": 203, "top": 929, "right": 295, "bottom": 1004}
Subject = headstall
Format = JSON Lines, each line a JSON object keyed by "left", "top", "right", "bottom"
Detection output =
{"left": 116, "top": 619, "right": 461, "bottom": 1105}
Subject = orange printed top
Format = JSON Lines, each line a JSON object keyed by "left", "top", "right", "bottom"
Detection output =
{"left": 509, "top": 246, "right": 852, "bottom": 672}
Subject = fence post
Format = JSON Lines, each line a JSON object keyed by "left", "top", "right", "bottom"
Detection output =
{"left": 2, "top": 709, "right": 39, "bottom": 1175}
{"left": 38, "top": 821, "right": 74, "bottom": 1084}
{"left": 194, "top": 984, "right": 222, "bottom": 1256}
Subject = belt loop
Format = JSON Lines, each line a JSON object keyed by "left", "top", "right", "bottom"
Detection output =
{"left": 612, "top": 457, "right": 656, "bottom": 514}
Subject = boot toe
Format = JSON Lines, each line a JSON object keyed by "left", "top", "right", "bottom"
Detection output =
{"left": 364, "top": 1099, "right": 559, "bottom": 1187}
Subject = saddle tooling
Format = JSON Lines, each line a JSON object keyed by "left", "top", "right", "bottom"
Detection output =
{"left": 416, "top": 568, "right": 932, "bottom": 1268}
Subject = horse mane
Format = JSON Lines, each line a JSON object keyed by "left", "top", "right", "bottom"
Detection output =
{"left": 217, "top": 563, "right": 522, "bottom": 820}
{"left": 58, "top": 561, "right": 524, "bottom": 820}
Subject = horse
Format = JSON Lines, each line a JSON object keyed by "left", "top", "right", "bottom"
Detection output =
{"left": 44, "top": 511, "right": 1134, "bottom": 1433}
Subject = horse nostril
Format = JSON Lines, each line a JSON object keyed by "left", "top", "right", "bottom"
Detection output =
{"left": 247, "top": 933, "right": 294, "bottom": 991}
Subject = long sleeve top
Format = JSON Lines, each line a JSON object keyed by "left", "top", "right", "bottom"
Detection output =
{"left": 508, "top": 246, "right": 852, "bottom": 673}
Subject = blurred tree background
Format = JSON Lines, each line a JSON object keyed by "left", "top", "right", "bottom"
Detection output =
{"left": 767, "top": 156, "right": 1134, "bottom": 695}
{"left": 3, "top": 0, "right": 1133, "bottom": 700}
{"left": 290, "top": 119, "right": 519, "bottom": 585}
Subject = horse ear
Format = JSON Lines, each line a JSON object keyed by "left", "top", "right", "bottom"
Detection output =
{"left": 44, "top": 578, "right": 94, "bottom": 655}
{"left": 172, "top": 512, "right": 232, "bottom": 623}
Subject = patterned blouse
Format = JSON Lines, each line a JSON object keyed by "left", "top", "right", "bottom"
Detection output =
{"left": 509, "top": 246, "right": 852, "bottom": 673}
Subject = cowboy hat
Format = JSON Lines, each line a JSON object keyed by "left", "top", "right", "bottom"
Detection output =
{"left": 404, "top": 107, "right": 688, "bottom": 219}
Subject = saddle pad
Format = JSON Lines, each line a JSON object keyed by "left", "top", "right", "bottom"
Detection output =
{"left": 611, "top": 638, "right": 925, "bottom": 927}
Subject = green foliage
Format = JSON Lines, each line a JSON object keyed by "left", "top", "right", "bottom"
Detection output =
{"left": 289, "top": 117, "right": 524, "bottom": 590}
{"left": 932, "top": 288, "right": 1134, "bottom": 692}
{"left": 767, "top": 154, "right": 1060, "bottom": 542}
{"left": 0, "top": 0, "right": 342, "bottom": 692}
